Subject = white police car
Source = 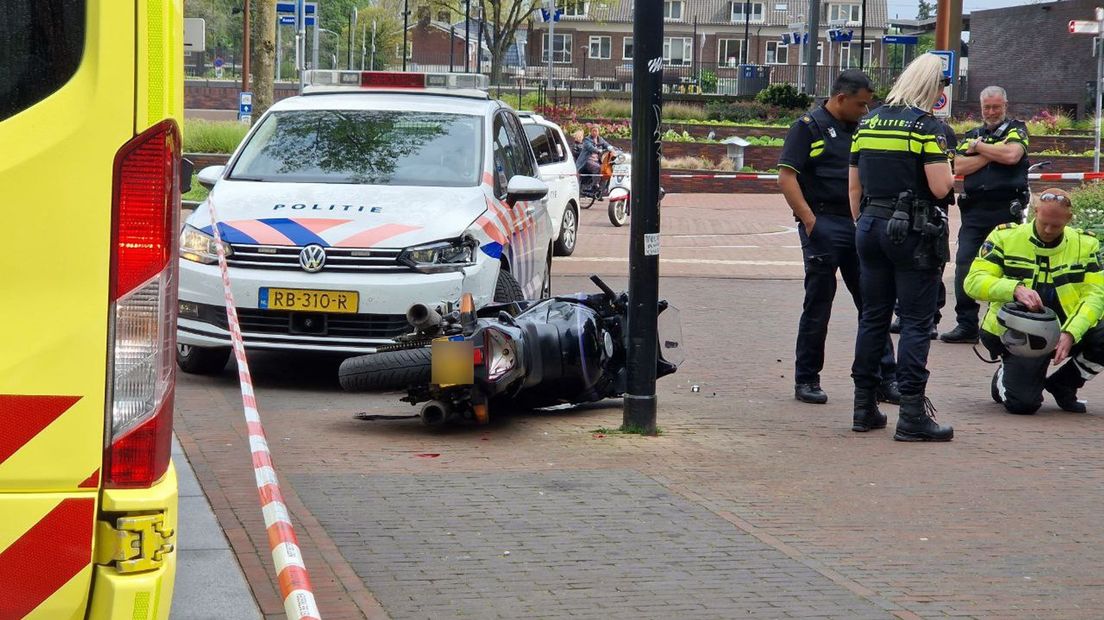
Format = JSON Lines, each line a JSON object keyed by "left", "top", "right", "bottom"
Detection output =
{"left": 518, "top": 112, "right": 580, "bottom": 256}
{"left": 177, "top": 71, "right": 553, "bottom": 373}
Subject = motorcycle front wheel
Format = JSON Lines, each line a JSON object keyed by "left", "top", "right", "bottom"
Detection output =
{"left": 608, "top": 196, "right": 629, "bottom": 227}
{"left": 338, "top": 348, "right": 432, "bottom": 392}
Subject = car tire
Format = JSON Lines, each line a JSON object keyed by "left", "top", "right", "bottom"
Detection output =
{"left": 554, "top": 204, "right": 578, "bottom": 256}
{"left": 176, "top": 344, "right": 231, "bottom": 375}
{"left": 338, "top": 348, "right": 432, "bottom": 392}
{"left": 494, "top": 269, "right": 525, "bottom": 302}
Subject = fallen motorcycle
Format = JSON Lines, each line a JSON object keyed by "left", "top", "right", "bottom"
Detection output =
{"left": 338, "top": 276, "right": 684, "bottom": 426}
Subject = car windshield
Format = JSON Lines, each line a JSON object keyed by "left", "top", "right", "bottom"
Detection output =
{"left": 229, "top": 109, "right": 483, "bottom": 186}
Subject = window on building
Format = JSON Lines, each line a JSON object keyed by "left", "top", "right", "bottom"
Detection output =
{"left": 395, "top": 41, "right": 412, "bottom": 59}
{"left": 816, "top": 41, "right": 823, "bottom": 64}
{"left": 542, "top": 33, "right": 573, "bottom": 63}
{"left": 730, "top": 1, "right": 765, "bottom": 23}
{"left": 623, "top": 36, "right": 634, "bottom": 59}
{"left": 828, "top": 3, "right": 861, "bottom": 23}
{"left": 589, "top": 35, "right": 611, "bottom": 59}
{"left": 718, "top": 38, "right": 745, "bottom": 66}
{"left": 663, "top": 36, "right": 692, "bottom": 66}
{"left": 765, "top": 41, "right": 788, "bottom": 64}
{"left": 664, "top": 0, "right": 684, "bottom": 20}
{"left": 838, "top": 41, "right": 873, "bottom": 68}
{"left": 559, "top": 0, "right": 588, "bottom": 16}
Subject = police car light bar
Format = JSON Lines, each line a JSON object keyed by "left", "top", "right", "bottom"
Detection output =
{"left": 304, "top": 70, "right": 490, "bottom": 92}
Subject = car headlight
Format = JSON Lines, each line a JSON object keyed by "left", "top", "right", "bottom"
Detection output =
{"left": 180, "top": 224, "right": 233, "bottom": 264}
{"left": 399, "top": 237, "right": 478, "bottom": 273}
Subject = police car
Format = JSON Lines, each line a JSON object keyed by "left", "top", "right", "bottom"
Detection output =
{"left": 177, "top": 71, "right": 553, "bottom": 373}
{"left": 518, "top": 112, "right": 580, "bottom": 256}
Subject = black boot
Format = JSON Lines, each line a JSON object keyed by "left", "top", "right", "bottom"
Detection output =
{"left": 991, "top": 369, "right": 1002, "bottom": 403}
{"left": 894, "top": 393, "right": 954, "bottom": 441}
{"left": 939, "top": 325, "right": 979, "bottom": 344}
{"left": 795, "top": 383, "right": 828, "bottom": 404}
{"left": 876, "top": 380, "right": 901, "bottom": 405}
{"left": 1045, "top": 363, "right": 1088, "bottom": 413}
{"left": 852, "top": 387, "right": 887, "bottom": 432}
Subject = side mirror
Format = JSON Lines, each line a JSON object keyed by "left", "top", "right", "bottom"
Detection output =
{"left": 180, "top": 158, "right": 195, "bottom": 194}
{"left": 505, "top": 175, "right": 548, "bottom": 206}
{"left": 196, "top": 165, "right": 225, "bottom": 190}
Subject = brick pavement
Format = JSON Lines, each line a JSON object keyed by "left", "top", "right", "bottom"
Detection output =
{"left": 174, "top": 194, "right": 1104, "bottom": 619}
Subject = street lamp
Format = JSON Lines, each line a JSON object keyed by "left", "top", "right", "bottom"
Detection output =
{"left": 402, "top": 0, "right": 411, "bottom": 72}
{"left": 319, "top": 28, "right": 340, "bottom": 69}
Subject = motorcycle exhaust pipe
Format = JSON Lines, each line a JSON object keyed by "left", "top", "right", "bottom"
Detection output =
{"left": 419, "top": 400, "right": 451, "bottom": 427}
{"left": 407, "top": 303, "right": 442, "bottom": 331}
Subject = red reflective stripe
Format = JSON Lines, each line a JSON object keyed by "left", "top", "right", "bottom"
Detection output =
{"left": 78, "top": 469, "right": 100, "bottom": 489}
{"left": 333, "top": 224, "right": 420, "bottom": 248}
{"left": 0, "top": 395, "right": 81, "bottom": 465}
{"left": 0, "top": 498, "right": 94, "bottom": 618}
{"left": 477, "top": 216, "right": 507, "bottom": 244}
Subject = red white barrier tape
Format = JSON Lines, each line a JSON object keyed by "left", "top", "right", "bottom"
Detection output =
{"left": 557, "top": 171, "right": 1104, "bottom": 182}
{"left": 208, "top": 197, "right": 322, "bottom": 620}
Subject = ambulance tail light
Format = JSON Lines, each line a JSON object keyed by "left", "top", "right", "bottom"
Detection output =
{"left": 105, "top": 120, "right": 180, "bottom": 489}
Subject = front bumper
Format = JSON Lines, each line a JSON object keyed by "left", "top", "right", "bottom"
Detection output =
{"left": 177, "top": 258, "right": 496, "bottom": 353}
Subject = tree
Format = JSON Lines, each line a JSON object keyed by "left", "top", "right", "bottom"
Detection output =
{"left": 917, "top": 0, "right": 934, "bottom": 20}
{"left": 251, "top": 0, "right": 277, "bottom": 117}
{"left": 430, "top": 0, "right": 542, "bottom": 85}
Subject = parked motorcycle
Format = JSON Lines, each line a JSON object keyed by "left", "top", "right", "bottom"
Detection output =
{"left": 338, "top": 276, "right": 684, "bottom": 426}
{"left": 580, "top": 148, "right": 631, "bottom": 211}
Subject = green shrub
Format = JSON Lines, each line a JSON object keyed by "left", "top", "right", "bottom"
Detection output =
{"left": 184, "top": 119, "right": 249, "bottom": 154}
{"left": 1071, "top": 182, "right": 1104, "bottom": 232}
{"left": 699, "top": 70, "right": 718, "bottom": 95}
{"left": 664, "top": 101, "right": 707, "bottom": 121}
{"left": 744, "top": 135, "right": 784, "bottom": 147}
{"left": 706, "top": 100, "right": 778, "bottom": 123}
{"left": 1026, "top": 109, "right": 1074, "bottom": 136}
{"left": 585, "top": 98, "right": 632, "bottom": 118}
{"left": 182, "top": 173, "right": 209, "bottom": 202}
{"left": 754, "top": 83, "right": 812, "bottom": 110}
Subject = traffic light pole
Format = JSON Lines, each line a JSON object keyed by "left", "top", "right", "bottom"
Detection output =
{"left": 624, "top": 0, "right": 663, "bottom": 434}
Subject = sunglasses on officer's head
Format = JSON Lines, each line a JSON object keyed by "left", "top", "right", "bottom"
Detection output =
{"left": 939, "top": 76, "right": 952, "bottom": 87}
{"left": 1040, "top": 193, "right": 1071, "bottom": 206}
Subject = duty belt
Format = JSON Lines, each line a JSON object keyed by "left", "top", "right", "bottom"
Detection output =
{"left": 812, "top": 202, "right": 852, "bottom": 217}
{"left": 861, "top": 198, "right": 897, "bottom": 219}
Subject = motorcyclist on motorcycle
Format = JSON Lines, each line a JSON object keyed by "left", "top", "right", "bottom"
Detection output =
{"left": 576, "top": 125, "right": 613, "bottom": 198}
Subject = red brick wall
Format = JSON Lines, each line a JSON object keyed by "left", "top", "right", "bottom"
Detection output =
{"left": 411, "top": 25, "right": 468, "bottom": 67}
{"left": 186, "top": 80, "right": 301, "bottom": 109}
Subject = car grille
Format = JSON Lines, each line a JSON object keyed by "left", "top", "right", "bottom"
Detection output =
{"left": 226, "top": 243, "right": 408, "bottom": 272}
{"left": 196, "top": 303, "right": 410, "bottom": 339}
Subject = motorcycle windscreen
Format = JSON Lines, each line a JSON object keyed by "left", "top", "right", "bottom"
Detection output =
{"left": 657, "top": 306, "right": 685, "bottom": 368}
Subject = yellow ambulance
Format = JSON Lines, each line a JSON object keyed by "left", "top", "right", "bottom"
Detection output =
{"left": 1, "top": 1, "right": 182, "bottom": 617}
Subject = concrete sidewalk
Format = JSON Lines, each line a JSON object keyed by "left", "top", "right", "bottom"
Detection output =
{"left": 171, "top": 435, "right": 262, "bottom": 620}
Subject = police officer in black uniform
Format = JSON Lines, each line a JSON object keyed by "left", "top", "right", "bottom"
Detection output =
{"left": 940, "top": 85, "right": 1030, "bottom": 344}
{"left": 779, "top": 70, "right": 899, "bottom": 406}
{"left": 849, "top": 54, "right": 955, "bottom": 442}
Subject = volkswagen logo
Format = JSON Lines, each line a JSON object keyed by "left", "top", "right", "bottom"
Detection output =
{"left": 298, "top": 244, "right": 327, "bottom": 273}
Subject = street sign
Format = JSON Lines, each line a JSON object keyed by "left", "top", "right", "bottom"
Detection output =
{"left": 183, "top": 17, "right": 206, "bottom": 53}
{"left": 275, "top": 2, "right": 316, "bottom": 14}
{"left": 1070, "top": 19, "right": 1101, "bottom": 34}
{"left": 279, "top": 15, "right": 296, "bottom": 25}
{"left": 930, "top": 50, "right": 956, "bottom": 79}
{"left": 933, "top": 86, "right": 951, "bottom": 118}
{"left": 239, "top": 92, "right": 253, "bottom": 123}
{"left": 883, "top": 34, "right": 918, "bottom": 45}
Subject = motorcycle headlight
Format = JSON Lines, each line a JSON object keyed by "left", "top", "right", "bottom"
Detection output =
{"left": 483, "top": 328, "right": 517, "bottom": 382}
{"left": 399, "top": 237, "right": 478, "bottom": 273}
{"left": 180, "top": 224, "right": 232, "bottom": 264}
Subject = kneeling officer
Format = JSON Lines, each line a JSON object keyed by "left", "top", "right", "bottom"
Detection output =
{"left": 965, "top": 188, "right": 1104, "bottom": 414}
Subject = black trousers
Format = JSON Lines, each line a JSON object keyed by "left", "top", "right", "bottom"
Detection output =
{"left": 982, "top": 325, "right": 1104, "bottom": 414}
{"left": 795, "top": 213, "right": 895, "bottom": 385}
{"left": 953, "top": 204, "right": 1020, "bottom": 332}
{"left": 852, "top": 213, "right": 941, "bottom": 395}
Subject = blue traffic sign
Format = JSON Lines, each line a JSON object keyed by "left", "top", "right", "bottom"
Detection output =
{"left": 883, "top": 35, "right": 918, "bottom": 45}
{"left": 279, "top": 15, "right": 295, "bottom": 25}
{"left": 929, "top": 50, "right": 956, "bottom": 79}
{"left": 275, "top": 2, "right": 316, "bottom": 14}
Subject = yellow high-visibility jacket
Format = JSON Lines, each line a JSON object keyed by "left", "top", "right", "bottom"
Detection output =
{"left": 965, "top": 221, "right": 1104, "bottom": 342}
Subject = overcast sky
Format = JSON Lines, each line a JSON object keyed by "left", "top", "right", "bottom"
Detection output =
{"left": 885, "top": 0, "right": 1047, "bottom": 21}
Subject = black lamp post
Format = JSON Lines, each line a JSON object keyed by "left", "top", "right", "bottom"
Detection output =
{"left": 402, "top": 0, "right": 410, "bottom": 71}
{"left": 581, "top": 45, "right": 589, "bottom": 79}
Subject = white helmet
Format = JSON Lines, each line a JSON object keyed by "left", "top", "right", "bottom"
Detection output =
{"left": 996, "top": 302, "right": 1061, "bottom": 358}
